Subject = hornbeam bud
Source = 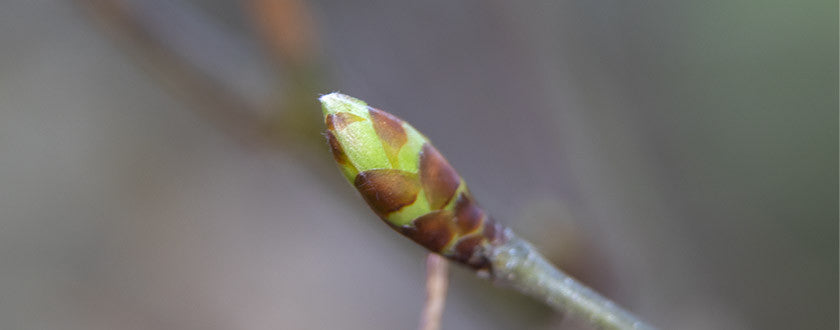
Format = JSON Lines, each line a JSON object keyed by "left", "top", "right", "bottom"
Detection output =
{"left": 319, "top": 93, "right": 507, "bottom": 269}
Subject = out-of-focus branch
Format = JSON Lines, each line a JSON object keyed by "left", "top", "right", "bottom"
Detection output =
{"left": 419, "top": 254, "right": 449, "bottom": 330}
{"left": 77, "top": 0, "right": 280, "bottom": 145}
{"left": 244, "top": 0, "right": 318, "bottom": 67}
{"left": 242, "top": 0, "right": 326, "bottom": 149}
{"left": 78, "top": 0, "right": 359, "bottom": 204}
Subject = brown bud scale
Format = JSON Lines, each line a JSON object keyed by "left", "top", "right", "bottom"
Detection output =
{"left": 326, "top": 131, "right": 354, "bottom": 169}
{"left": 354, "top": 169, "right": 420, "bottom": 217}
{"left": 326, "top": 112, "right": 364, "bottom": 131}
{"left": 400, "top": 210, "right": 457, "bottom": 252}
{"left": 369, "top": 108, "right": 407, "bottom": 167}
{"left": 419, "top": 144, "right": 461, "bottom": 210}
{"left": 453, "top": 194, "right": 484, "bottom": 235}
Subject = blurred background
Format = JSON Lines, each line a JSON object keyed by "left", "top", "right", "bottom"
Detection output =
{"left": 0, "top": 1, "right": 836, "bottom": 329}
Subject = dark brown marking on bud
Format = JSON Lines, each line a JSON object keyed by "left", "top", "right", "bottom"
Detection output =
{"left": 454, "top": 194, "right": 484, "bottom": 234}
{"left": 482, "top": 219, "right": 506, "bottom": 244}
{"left": 326, "top": 131, "right": 355, "bottom": 170}
{"left": 400, "top": 211, "right": 456, "bottom": 252}
{"left": 354, "top": 169, "right": 420, "bottom": 217}
{"left": 453, "top": 235, "right": 486, "bottom": 267}
{"left": 419, "top": 144, "right": 461, "bottom": 210}
{"left": 369, "top": 108, "right": 407, "bottom": 167}
{"left": 325, "top": 112, "right": 364, "bottom": 131}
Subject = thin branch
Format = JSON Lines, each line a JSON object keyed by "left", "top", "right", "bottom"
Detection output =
{"left": 77, "top": 0, "right": 278, "bottom": 145}
{"left": 419, "top": 253, "right": 449, "bottom": 330}
{"left": 243, "top": 0, "right": 319, "bottom": 67}
{"left": 488, "top": 234, "right": 654, "bottom": 330}
{"left": 241, "top": 0, "right": 327, "bottom": 150}
{"left": 319, "top": 93, "right": 655, "bottom": 329}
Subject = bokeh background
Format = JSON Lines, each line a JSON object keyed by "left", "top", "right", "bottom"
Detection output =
{"left": 1, "top": 1, "right": 836, "bottom": 329}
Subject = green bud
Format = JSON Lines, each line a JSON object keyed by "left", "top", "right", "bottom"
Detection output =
{"left": 320, "top": 93, "right": 506, "bottom": 269}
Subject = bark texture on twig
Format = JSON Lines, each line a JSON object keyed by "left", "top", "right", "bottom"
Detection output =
{"left": 489, "top": 235, "right": 654, "bottom": 329}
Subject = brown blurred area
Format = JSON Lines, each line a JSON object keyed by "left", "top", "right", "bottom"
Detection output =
{"left": 0, "top": 1, "right": 836, "bottom": 329}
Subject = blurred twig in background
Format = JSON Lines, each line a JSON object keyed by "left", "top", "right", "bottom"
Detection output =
{"left": 79, "top": 0, "right": 326, "bottom": 149}
{"left": 245, "top": 0, "right": 318, "bottom": 67}
{"left": 78, "top": 0, "right": 274, "bottom": 145}
{"left": 78, "top": 0, "right": 341, "bottom": 185}
{"left": 419, "top": 254, "right": 448, "bottom": 330}
{"left": 243, "top": 0, "right": 326, "bottom": 149}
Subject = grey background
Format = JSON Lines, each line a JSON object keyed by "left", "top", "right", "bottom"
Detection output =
{"left": 0, "top": 1, "right": 836, "bottom": 329}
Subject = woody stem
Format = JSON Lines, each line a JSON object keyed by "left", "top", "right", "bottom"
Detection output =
{"left": 419, "top": 253, "right": 449, "bottom": 330}
{"left": 487, "top": 235, "right": 654, "bottom": 330}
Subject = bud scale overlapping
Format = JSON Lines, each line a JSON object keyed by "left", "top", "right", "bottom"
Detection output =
{"left": 320, "top": 93, "right": 507, "bottom": 269}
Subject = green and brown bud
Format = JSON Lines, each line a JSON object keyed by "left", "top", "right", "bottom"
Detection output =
{"left": 319, "top": 93, "right": 507, "bottom": 269}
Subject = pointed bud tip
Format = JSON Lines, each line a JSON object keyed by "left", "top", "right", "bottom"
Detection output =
{"left": 319, "top": 92, "right": 368, "bottom": 119}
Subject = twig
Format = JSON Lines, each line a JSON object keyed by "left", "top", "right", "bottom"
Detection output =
{"left": 419, "top": 254, "right": 449, "bottom": 330}
{"left": 319, "top": 93, "right": 655, "bottom": 330}
{"left": 242, "top": 0, "right": 327, "bottom": 149}
{"left": 488, "top": 234, "right": 654, "bottom": 329}
{"left": 77, "top": 0, "right": 277, "bottom": 145}
{"left": 243, "top": 0, "right": 319, "bottom": 67}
